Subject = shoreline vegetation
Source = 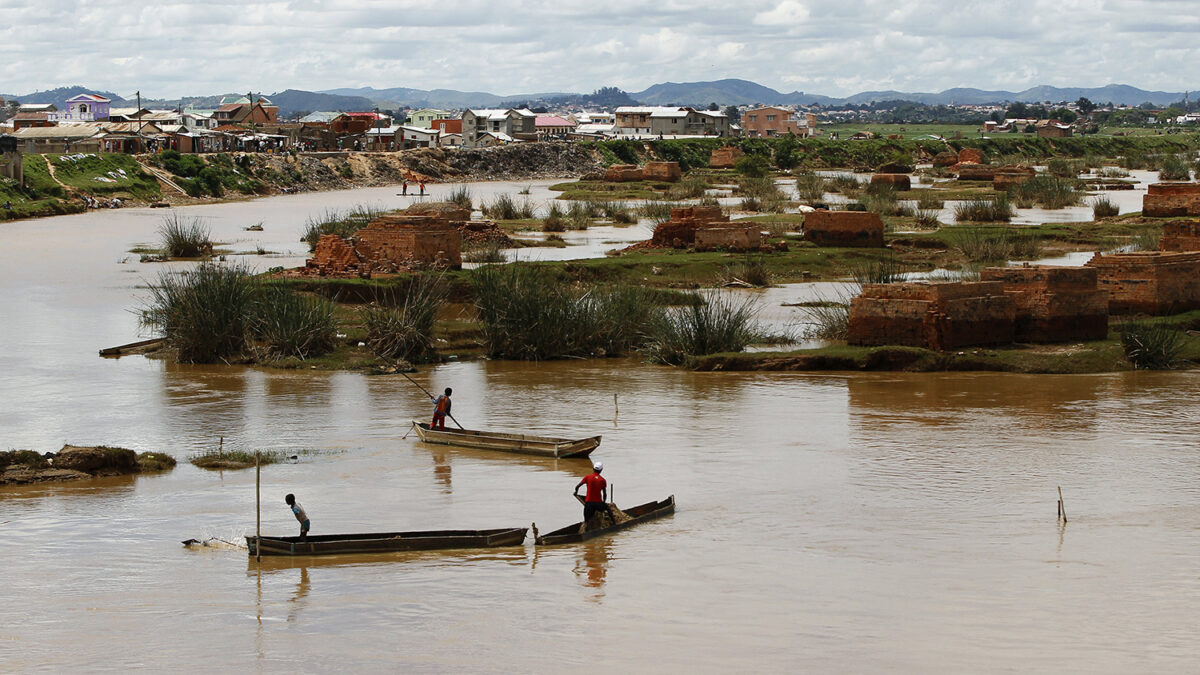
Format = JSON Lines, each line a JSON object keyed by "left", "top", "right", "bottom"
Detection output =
{"left": 92, "top": 132, "right": 1200, "bottom": 375}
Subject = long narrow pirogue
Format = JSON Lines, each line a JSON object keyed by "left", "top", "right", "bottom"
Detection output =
{"left": 246, "top": 527, "right": 528, "bottom": 557}
{"left": 411, "top": 420, "right": 601, "bottom": 459}
{"left": 534, "top": 496, "right": 675, "bottom": 545}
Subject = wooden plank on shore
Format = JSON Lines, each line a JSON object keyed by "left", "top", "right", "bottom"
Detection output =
{"left": 99, "top": 337, "right": 166, "bottom": 357}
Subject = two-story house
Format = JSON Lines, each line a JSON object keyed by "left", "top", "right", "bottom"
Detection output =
{"left": 408, "top": 109, "right": 453, "bottom": 129}
{"left": 741, "top": 107, "right": 816, "bottom": 137}
{"left": 461, "top": 109, "right": 537, "bottom": 147}
{"left": 614, "top": 106, "right": 732, "bottom": 137}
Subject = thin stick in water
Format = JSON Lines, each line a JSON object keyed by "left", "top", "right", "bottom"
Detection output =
{"left": 256, "top": 450, "right": 261, "bottom": 562}
{"left": 1057, "top": 486, "right": 1067, "bottom": 524}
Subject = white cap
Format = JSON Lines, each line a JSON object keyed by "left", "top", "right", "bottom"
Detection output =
{"left": 593, "top": 462, "right": 603, "bottom": 472}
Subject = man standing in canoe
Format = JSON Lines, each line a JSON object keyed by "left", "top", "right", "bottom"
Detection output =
{"left": 431, "top": 387, "right": 452, "bottom": 430}
{"left": 285, "top": 493, "right": 309, "bottom": 541}
{"left": 574, "top": 462, "right": 607, "bottom": 521}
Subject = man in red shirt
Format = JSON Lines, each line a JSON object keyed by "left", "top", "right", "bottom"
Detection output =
{"left": 574, "top": 462, "right": 607, "bottom": 522}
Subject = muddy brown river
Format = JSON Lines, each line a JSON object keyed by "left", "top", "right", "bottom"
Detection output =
{"left": 1, "top": 183, "right": 1198, "bottom": 672}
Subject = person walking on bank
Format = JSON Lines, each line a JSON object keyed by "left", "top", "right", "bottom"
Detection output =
{"left": 431, "top": 387, "right": 452, "bottom": 430}
{"left": 574, "top": 462, "right": 607, "bottom": 521}
{"left": 419, "top": 181, "right": 426, "bottom": 196}
{"left": 285, "top": 494, "right": 309, "bottom": 541}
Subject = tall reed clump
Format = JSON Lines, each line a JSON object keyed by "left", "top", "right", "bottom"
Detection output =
{"left": 1092, "top": 196, "right": 1120, "bottom": 219}
{"left": 953, "top": 195, "right": 1014, "bottom": 222}
{"left": 142, "top": 263, "right": 259, "bottom": 363}
{"left": 948, "top": 226, "right": 1040, "bottom": 262}
{"left": 158, "top": 213, "right": 213, "bottom": 258}
{"left": 914, "top": 207, "right": 941, "bottom": 228}
{"left": 826, "top": 174, "right": 862, "bottom": 195}
{"left": 1099, "top": 166, "right": 1130, "bottom": 178}
{"left": 666, "top": 176, "right": 712, "bottom": 200}
{"left": 463, "top": 240, "right": 508, "bottom": 263}
{"left": 721, "top": 255, "right": 772, "bottom": 287}
{"left": 1120, "top": 320, "right": 1188, "bottom": 369}
{"left": 250, "top": 285, "right": 338, "bottom": 359}
{"left": 795, "top": 171, "right": 827, "bottom": 203}
{"left": 1157, "top": 154, "right": 1191, "bottom": 181}
{"left": 644, "top": 292, "right": 762, "bottom": 365}
{"left": 482, "top": 193, "right": 535, "bottom": 220}
{"left": 362, "top": 274, "right": 449, "bottom": 362}
{"left": 472, "top": 265, "right": 661, "bottom": 359}
{"left": 302, "top": 205, "right": 386, "bottom": 251}
{"left": 850, "top": 255, "right": 907, "bottom": 285}
{"left": 861, "top": 184, "right": 913, "bottom": 217}
{"left": 1046, "top": 158, "right": 1083, "bottom": 178}
{"left": 602, "top": 201, "right": 635, "bottom": 224}
{"left": 1129, "top": 228, "right": 1161, "bottom": 252}
{"left": 542, "top": 201, "right": 567, "bottom": 232}
{"left": 566, "top": 201, "right": 593, "bottom": 229}
{"left": 1009, "top": 175, "right": 1082, "bottom": 209}
{"left": 636, "top": 199, "right": 681, "bottom": 223}
{"left": 447, "top": 185, "right": 473, "bottom": 210}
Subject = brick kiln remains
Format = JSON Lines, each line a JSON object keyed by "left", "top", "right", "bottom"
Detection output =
{"left": 1085, "top": 250, "right": 1200, "bottom": 315}
{"left": 802, "top": 211, "right": 885, "bottom": 248}
{"left": 979, "top": 266, "right": 1108, "bottom": 342}
{"left": 709, "top": 146, "right": 744, "bottom": 169}
{"left": 304, "top": 214, "right": 463, "bottom": 276}
{"left": 848, "top": 282, "right": 1016, "bottom": 351}
{"left": 1142, "top": 183, "right": 1200, "bottom": 217}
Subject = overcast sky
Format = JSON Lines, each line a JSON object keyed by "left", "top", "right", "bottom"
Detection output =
{"left": 2, "top": 0, "right": 1198, "bottom": 98}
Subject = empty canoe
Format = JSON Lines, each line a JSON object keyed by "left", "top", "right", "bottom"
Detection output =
{"left": 246, "top": 526, "right": 528, "bottom": 557}
{"left": 534, "top": 495, "right": 675, "bottom": 546}
{"left": 412, "top": 421, "right": 600, "bottom": 459}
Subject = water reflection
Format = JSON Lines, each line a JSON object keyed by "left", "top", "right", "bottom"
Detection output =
{"left": 573, "top": 538, "right": 614, "bottom": 601}
{"left": 288, "top": 567, "right": 311, "bottom": 623}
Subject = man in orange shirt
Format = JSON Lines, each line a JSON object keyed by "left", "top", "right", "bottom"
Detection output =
{"left": 431, "top": 387, "right": 452, "bottom": 430}
{"left": 574, "top": 462, "right": 607, "bottom": 521}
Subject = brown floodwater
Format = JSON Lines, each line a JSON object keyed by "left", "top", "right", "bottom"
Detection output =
{"left": 2, "top": 185, "right": 1199, "bottom": 672}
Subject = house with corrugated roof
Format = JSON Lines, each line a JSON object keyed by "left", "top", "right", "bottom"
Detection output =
{"left": 408, "top": 109, "right": 453, "bottom": 129}
{"left": 54, "top": 94, "right": 111, "bottom": 122}
{"left": 614, "top": 106, "right": 731, "bottom": 137}
{"left": 461, "top": 108, "right": 536, "bottom": 147}
{"left": 535, "top": 115, "right": 576, "bottom": 137}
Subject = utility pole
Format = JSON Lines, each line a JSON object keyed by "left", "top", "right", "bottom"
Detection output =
{"left": 136, "top": 90, "right": 143, "bottom": 152}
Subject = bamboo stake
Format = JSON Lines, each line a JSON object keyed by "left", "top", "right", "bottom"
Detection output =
{"left": 219, "top": 436, "right": 224, "bottom": 459}
{"left": 613, "top": 393, "right": 619, "bottom": 427}
{"left": 1057, "top": 486, "right": 1067, "bottom": 524}
{"left": 256, "top": 451, "right": 262, "bottom": 562}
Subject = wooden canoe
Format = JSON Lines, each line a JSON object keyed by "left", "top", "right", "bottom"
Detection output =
{"left": 411, "top": 421, "right": 600, "bottom": 459}
{"left": 534, "top": 495, "right": 675, "bottom": 546}
{"left": 246, "top": 526, "right": 528, "bottom": 557}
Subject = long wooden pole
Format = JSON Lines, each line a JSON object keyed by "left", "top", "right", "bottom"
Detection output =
{"left": 1057, "top": 486, "right": 1067, "bottom": 524}
{"left": 401, "top": 371, "right": 464, "bottom": 429}
{"left": 255, "top": 451, "right": 261, "bottom": 562}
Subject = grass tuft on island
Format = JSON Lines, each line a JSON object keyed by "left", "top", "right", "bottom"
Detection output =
{"left": 190, "top": 449, "right": 286, "bottom": 470}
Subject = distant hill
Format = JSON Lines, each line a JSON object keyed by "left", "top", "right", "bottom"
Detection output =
{"left": 319, "top": 86, "right": 573, "bottom": 109}
{"left": 630, "top": 78, "right": 838, "bottom": 106}
{"left": 266, "top": 89, "right": 376, "bottom": 116}
{"left": 9, "top": 86, "right": 126, "bottom": 105}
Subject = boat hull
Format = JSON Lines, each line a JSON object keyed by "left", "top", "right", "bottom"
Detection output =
{"left": 246, "top": 527, "right": 528, "bottom": 557}
{"left": 535, "top": 496, "right": 675, "bottom": 545}
{"left": 412, "top": 421, "right": 600, "bottom": 458}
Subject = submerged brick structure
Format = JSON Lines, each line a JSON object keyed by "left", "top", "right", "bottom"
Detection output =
{"left": 643, "top": 161, "right": 682, "bottom": 182}
{"left": 1085, "top": 250, "right": 1200, "bottom": 315}
{"left": 802, "top": 211, "right": 885, "bottom": 248}
{"left": 848, "top": 281, "right": 1016, "bottom": 351}
{"left": 710, "top": 146, "right": 744, "bottom": 169}
{"left": 1160, "top": 221, "right": 1200, "bottom": 252}
{"left": 650, "top": 206, "right": 727, "bottom": 248}
{"left": 979, "top": 266, "right": 1108, "bottom": 342}
{"left": 603, "top": 164, "right": 644, "bottom": 182}
{"left": 304, "top": 214, "right": 462, "bottom": 276}
{"left": 870, "top": 173, "right": 911, "bottom": 191}
{"left": 694, "top": 224, "right": 762, "bottom": 251}
{"left": 1142, "top": 182, "right": 1200, "bottom": 217}
{"left": 993, "top": 166, "right": 1037, "bottom": 190}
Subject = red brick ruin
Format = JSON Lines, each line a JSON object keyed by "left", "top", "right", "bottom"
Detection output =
{"left": 709, "top": 146, "right": 744, "bottom": 169}
{"left": 602, "top": 162, "right": 681, "bottom": 182}
{"left": 303, "top": 211, "right": 465, "bottom": 277}
{"left": 1085, "top": 251, "right": 1200, "bottom": 315}
{"left": 979, "top": 266, "right": 1108, "bottom": 342}
{"left": 603, "top": 164, "right": 643, "bottom": 182}
{"left": 870, "top": 174, "right": 911, "bottom": 191}
{"left": 1160, "top": 221, "right": 1200, "bottom": 252}
{"left": 1142, "top": 182, "right": 1200, "bottom": 217}
{"left": 649, "top": 206, "right": 727, "bottom": 247}
{"left": 802, "top": 211, "right": 885, "bottom": 248}
{"left": 848, "top": 282, "right": 1016, "bottom": 351}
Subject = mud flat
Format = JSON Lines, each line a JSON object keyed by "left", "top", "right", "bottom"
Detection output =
{"left": 0, "top": 446, "right": 175, "bottom": 486}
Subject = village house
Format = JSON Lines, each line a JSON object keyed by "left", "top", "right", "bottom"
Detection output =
{"left": 50, "top": 94, "right": 111, "bottom": 123}
{"left": 212, "top": 100, "right": 279, "bottom": 125}
{"left": 569, "top": 111, "right": 615, "bottom": 126}
{"left": 407, "top": 109, "right": 453, "bottom": 129}
{"left": 11, "top": 113, "right": 54, "bottom": 131}
{"left": 430, "top": 118, "right": 462, "bottom": 135}
{"left": 17, "top": 103, "right": 57, "bottom": 114}
{"left": 299, "top": 111, "right": 340, "bottom": 124}
{"left": 11, "top": 124, "right": 104, "bottom": 153}
{"left": 741, "top": 107, "right": 816, "bottom": 137}
{"left": 1035, "top": 120, "right": 1073, "bottom": 138}
{"left": 461, "top": 108, "right": 537, "bottom": 147}
{"left": 613, "top": 106, "right": 732, "bottom": 137}
{"left": 535, "top": 115, "right": 575, "bottom": 138}
{"left": 0, "top": 134, "right": 22, "bottom": 185}
{"left": 330, "top": 112, "right": 391, "bottom": 135}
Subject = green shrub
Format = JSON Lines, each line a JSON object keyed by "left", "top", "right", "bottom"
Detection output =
{"left": 954, "top": 195, "right": 1014, "bottom": 222}
{"left": 543, "top": 201, "right": 567, "bottom": 231}
{"left": 362, "top": 274, "right": 448, "bottom": 362}
{"left": 1157, "top": 154, "right": 1191, "bottom": 181}
{"left": 850, "top": 255, "right": 907, "bottom": 284}
{"left": 1092, "top": 196, "right": 1120, "bottom": 219}
{"left": 948, "top": 225, "right": 1040, "bottom": 262}
{"left": 463, "top": 240, "right": 508, "bottom": 263}
{"left": 721, "top": 255, "right": 772, "bottom": 286}
{"left": 482, "top": 193, "right": 535, "bottom": 220}
{"left": 795, "top": 171, "right": 827, "bottom": 202}
{"left": 301, "top": 205, "right": 387, "bottom": 250}
{"left": 666, "top": 176, "right": 712, "bottom": 199}
{"left": 1009, "top": 175, "right": 1082, "bottom": 209}
{"left": 735, "top": 154, "right": 772, "bottom": 178}
{"left": 1121, "top": 321, "right": 1188, "bottom": 369}
{"left": 447, "top": 185, "right": 473, "bottom": 210}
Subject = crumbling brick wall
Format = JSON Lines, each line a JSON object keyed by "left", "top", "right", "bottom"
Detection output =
{"left": 870, "top": 174, "right": 911, "bottom": 191}
{"left": 958, "top": 148, "right": 984, "bottom": 164}
{"left": 848, "top": 281, "right": 1016, "bottom": 350}
{"left": 643, "top": 161, "right": 681, "bottom": 182}
{"left": 1085, "top": 250, "right": 1200, "bottom": 315}
{"left": 603, "top": 164, "right": 644, "bottom": 182}
{"left": 1143, "top": 183, "right": 1200, "bottom": 217}
{"left": 650, "top": 206, "right": 728, "bottom": 247}
{"left": 979, "top": 265, "right": 1108, "bottom": 342}
{"left": 1160, "top": 220, "right": 1200, "bottom": 252}
{"left": 694, "top": 224, "right": 762, "bottom": 251}
{"left": 710, "top": 146, "right": 743, "bottom": 169}
{"left": 803, "top": 211, "right": 884, "bottom": 248}
{"left": 932, "top": 151, "right": 958, "bottom": 167}
{"left": 305, "top": 234, "right": 362, "bottom": 276}
{"left": 956, "top": 164, "right": 996, "bottom": 181}
{"left": 304, "top": 214, "right": 462, "bottom": 276}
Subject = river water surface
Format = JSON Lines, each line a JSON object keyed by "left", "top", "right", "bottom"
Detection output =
{"left": 1, "top": 182, "right": 1198, "bottom": 672}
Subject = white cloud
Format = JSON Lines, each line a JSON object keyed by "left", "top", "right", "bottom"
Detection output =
{"left": 1, "top": 0, "right": 1199, "bottom": 99}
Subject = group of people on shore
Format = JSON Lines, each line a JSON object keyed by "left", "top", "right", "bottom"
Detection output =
{"left": 283, "top": 385, "right": 609, "bottom": 538}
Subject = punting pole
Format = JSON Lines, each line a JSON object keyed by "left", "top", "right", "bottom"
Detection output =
{"left": 401, "top": 371, "right": 464, "bottom": 430}
{"left": 256, "top": 451, "right": 262, "bottom": 562}
{"left": 1057, "top": 486, "right": 1067, "bottom": 524}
